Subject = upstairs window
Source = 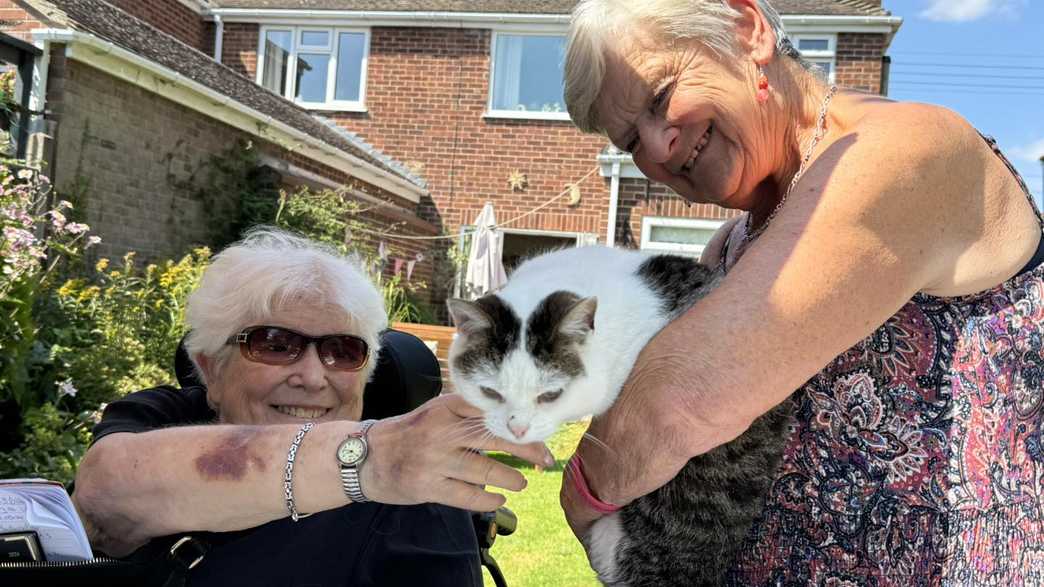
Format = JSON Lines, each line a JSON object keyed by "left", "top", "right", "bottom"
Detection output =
{"left": 257, "top": 27, "right": 369, "bottom": 111}
{"left": 487, "top": 32, "right": 569, "bottom": 120}
{"left": 793, "top": 35, "right": 836, "bottom": 83}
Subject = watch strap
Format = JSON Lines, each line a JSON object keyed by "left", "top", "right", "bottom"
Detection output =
{"left": 341, "top": 419, "right": 376, "bottom": 503}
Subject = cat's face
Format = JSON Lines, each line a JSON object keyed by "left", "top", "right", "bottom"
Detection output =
{"left": 447, "top": 292, "right": 597, "bottom": 443}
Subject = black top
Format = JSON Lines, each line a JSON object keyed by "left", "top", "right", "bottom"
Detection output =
{"left": 93, "top": 386, "right": 483, "bottom": 587}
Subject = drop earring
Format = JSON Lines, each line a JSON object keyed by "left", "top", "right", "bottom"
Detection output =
{"left": 756, "top": 66, "right": 771, "bottom": 103}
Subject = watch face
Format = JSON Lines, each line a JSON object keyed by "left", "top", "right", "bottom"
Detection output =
{"left": 337, "top": 437, "right": 366, "bottom": 465}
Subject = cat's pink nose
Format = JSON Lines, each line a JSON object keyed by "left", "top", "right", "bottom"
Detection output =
{"left": 508, "top": 420, "right": 529, "bottom": 439}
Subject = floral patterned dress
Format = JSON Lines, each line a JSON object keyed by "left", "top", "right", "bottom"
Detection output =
{"left": 729, "top": 137, "right": 1044, "bottom": 586}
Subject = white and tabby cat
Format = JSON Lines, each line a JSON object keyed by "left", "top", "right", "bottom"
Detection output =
{"left": 447, "top": 245, "right": 789, "bottom": 586}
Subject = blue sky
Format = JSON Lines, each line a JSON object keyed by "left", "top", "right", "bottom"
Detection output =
{"left": 883, "top": 0, "right": 1044, "bottom": 207}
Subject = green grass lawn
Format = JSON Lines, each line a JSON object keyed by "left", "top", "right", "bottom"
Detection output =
{"left": 482, "top": 420, "right": 601, "bottom": 587}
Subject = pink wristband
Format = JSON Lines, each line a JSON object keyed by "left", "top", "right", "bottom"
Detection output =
{"left": 567, "top": 454, "right": 622, "bottom": 514}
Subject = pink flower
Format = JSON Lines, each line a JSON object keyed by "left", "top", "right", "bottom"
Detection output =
{"left": 3, "top": 226, "right": 35, "bottom": 249}
{"left": 86, "top": 235, "right": 101, "bottom": 247}
{"left": 49, "top": 210, "right": 67, "bottom": 231}
{"left": 64, "top": 222, "right": 88, "bottom": 235}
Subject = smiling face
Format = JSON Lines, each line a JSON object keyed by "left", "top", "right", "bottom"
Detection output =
{"left": 199, "top": 302, "right": 366, "bottom": 426}
{"left": 596, "top": 30, "right": 776, "bottom": 212}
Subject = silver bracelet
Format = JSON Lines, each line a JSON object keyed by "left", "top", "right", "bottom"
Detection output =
{"left": 284, "top": 421, "right": 315, "bottom": 522}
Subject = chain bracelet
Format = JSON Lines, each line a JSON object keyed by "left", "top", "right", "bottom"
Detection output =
{"left": 284, "top": 421, "right": 315, "bottom": 522}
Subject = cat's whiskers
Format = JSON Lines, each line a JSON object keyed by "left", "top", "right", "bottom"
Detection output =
{"left": 582, "top": 432, "right": 618, "bottom": 457}
{"left": 442, "top": 418, "right": 493, "bottom": 446}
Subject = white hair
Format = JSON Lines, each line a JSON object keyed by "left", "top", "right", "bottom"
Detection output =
{"left": 565, "top": 0, "right": 799, "bottom": 133}
{"left": 184, "top": 227, "right": 387, "bottom": 383}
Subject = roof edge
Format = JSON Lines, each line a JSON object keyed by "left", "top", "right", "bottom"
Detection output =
{"left": 204, "top": 9, "right": 902, "bottom": 39}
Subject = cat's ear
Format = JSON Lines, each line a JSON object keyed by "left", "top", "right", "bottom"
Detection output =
{"left": 447, "top": 298, "right": 492, "bottom": 335}
{"left": 559, "top": 296, "right": 598, "bottom": 338}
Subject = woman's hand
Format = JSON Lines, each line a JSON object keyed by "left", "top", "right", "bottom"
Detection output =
{"left": 559, "top": 335, "right": 749, "bottom": 541}
{"left": 362, "top": 393, "right": 555, "bottom": 512}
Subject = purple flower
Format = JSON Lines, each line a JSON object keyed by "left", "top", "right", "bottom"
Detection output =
{"left": 3, "top": 226, "right": 35, "bottom": 249}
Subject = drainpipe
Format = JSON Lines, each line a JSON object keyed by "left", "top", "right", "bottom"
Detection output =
{"left": 606, "top": 160, "right": 620, "bottom": 247}
{"left": 28, "top": 38, "right": 51, "bottom": 174}
{"left": 213, "top": 14, "right": 223, "bottom": 63}
{"left": 879, "top": 55, "right": 891, "bottom": 97}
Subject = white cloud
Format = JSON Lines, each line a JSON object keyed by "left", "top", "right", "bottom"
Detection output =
{"left": 919, "top": 0, "right": 1021, "bottom": 22}
{"left": 1011, "top": 138, "right": 1044, "bottom": 162}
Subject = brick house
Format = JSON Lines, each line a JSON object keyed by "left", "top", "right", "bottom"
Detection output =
{"left": 1, "top": 0, "right": 901, "bottom": 315}
{"left": 0, "top": 0, "right": 441, "bottom": 291}
{"left": 206, "top": 0, "right": 901, "bottom": 274}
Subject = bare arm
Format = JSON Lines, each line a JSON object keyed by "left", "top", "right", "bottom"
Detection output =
{"left": 74, "top": 394, "right": 552, "bottom": 556}
{"left": 562, "top": 104, "right": 1037, "bottom": 536}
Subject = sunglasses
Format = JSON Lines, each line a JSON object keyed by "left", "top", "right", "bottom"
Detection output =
{"left": 226, "top": 326, "right": 370, "bottom": 372}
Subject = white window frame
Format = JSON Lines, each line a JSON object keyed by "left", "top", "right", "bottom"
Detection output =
{"left": 792, "top": 34, "right": 836, "bottom": 84}
{"left": 256, "top": 25, "right": 370, "bottom": 112}
{"left": 485, "top": 30, "right": 570, "bottom": 121}
{"left": 640, "top": 217, "right": 724, "bottom": 257}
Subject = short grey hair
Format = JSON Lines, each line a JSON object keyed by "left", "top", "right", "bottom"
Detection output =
{"left": 565, "top": 0, "right": 796, "bottom": 133}
{"left": 184, "top": 227, "right": 387, "bottom": 383}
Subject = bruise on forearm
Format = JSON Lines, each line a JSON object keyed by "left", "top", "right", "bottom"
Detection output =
{"left": 194, "top": 427, "right": 267, "bottom": 481}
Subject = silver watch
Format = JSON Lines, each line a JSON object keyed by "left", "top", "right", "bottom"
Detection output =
{"left": 336, "top": 420, "right": 376, "bottom": 503}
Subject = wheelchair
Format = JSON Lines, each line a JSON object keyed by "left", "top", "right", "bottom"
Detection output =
{"left": 1, "top": 329, "right": 518, "bottom": 586}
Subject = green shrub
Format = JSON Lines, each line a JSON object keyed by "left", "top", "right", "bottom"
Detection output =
{"left": 272, "top": 186, "right": 429, "bottom": 323}
{"left": 0, "top": 160, "right": 99, "bottom": 483}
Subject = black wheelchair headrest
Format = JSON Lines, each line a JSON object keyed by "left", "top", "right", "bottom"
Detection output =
{"left": 174, "top": 329, "right": 442, "bottom": 420}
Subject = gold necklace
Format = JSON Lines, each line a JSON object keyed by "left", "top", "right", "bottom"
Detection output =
{"left": 743, "top": 84, "right": 838, "bottom": 245}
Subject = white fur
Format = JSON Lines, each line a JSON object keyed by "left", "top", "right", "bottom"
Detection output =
{"left": 587, "top": 513, "right": 627, "bottom": 586}
{"left": 449, "top": 246, "right": 673, "bottom": 443}
{"left": 449, "top": 246, "right": 682, "bottom": 584}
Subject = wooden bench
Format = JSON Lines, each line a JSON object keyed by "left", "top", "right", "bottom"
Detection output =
{"left": 392, "top": 322, "right": 458, "bottom": 391}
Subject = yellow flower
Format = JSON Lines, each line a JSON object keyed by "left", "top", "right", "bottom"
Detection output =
{"left": 95, "top": 258, "right": 109, "bottom": 272}
{"left": 57, "top": 279, "right": 79, "bottom": 298}
{"left": 77, "top": 285, "right": 100, "bottom": 302}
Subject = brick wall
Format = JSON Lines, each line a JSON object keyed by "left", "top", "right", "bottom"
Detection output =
{"left": 0, "top": 1, "right": 47, "bottom": 41}
{"left": 108, "top": 0, "right": 207, "bottom": 52}
{"left": 836, "top": 33, "right": 886, "bottom": 94}
{"left": 221, "top": 23, "right": 258, "bottom": 79}
{"left": 335, "top": 27, "right": 616, "bottom": 239}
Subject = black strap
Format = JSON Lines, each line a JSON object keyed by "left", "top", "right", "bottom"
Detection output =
{"left": 160, "top": 536, "right": 209, "bottom": 587}
{"left": 979, "top": 133, "right": 1044, "bottom": 228}
{"left": 1017, "top": 232, "right": 1044, "bottom": 278}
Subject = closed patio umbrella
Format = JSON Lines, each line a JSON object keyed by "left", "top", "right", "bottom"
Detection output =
{"left": 463, "top": 202, "right": 508, "bottom": 299}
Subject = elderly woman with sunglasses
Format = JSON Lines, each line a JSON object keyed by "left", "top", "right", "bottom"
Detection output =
{"left": 558, "top": 0, "right": 1044, "bottom": 584}
{"left": 72, "top": 229, "right": 551, "bottom": 585}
